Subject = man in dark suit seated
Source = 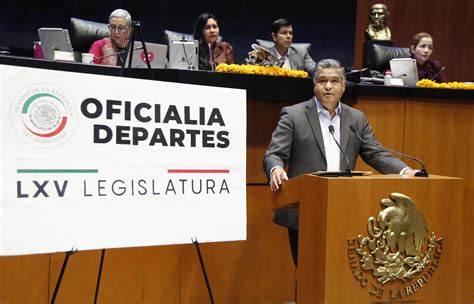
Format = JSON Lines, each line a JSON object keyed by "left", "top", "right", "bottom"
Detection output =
{"left": 263, "top": 58, "right": 418, "bottom": 266}
{"left": 268, "top": 18, "right": 317, "bottom": 78}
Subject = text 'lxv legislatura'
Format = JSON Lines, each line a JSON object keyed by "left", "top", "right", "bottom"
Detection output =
{"left": 17, "top": 178, "right": 231, "bottom": 198}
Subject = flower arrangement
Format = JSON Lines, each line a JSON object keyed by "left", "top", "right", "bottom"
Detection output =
{"left": 216, "top": 63, "right": 309, "bottom": 78}
{"left": 416, "top": 79, "right": 474, "bottom": 90}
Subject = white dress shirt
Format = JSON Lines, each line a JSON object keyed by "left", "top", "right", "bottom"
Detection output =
{"left": 275, "top": 50, "right": 291, "bottom": 69}
{"left": 315, "top": 98, "right": 342, "bottom": 171}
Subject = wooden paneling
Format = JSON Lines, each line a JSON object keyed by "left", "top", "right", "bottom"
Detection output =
{"left": 352, "top": 96, "right": 406, "bottom": 172}
{"left": 404, "top": 98, "right": 474, "bottom": 301}
{"left": 0, "top": 254, "right": 50, "bottom": 303}
{"left": 354, "top": 0, "right": 474, "bottom": 81}
{"left": 180, "top": 186, "right": 296, "bottom": 303}
{"left": 48, "top": 246, "right": 182, "bottom": 303}
{"left": 8, "top": 186, "right": 295, "bottom": 304}
{"left": 247, "top": 99, "right": 294, "bottom": 184}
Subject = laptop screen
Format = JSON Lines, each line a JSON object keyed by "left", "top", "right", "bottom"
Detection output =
{"left": 390, "top": 58, "right": 419, "bottom": 86}
{"left": 168, "top": 40, "right": 199, "bottom": 70}
{"left": 37, "top": 28, "right": 73, "bottom": 60}
{"left": 125, "top": 42, "right": 168, "bottom": 69}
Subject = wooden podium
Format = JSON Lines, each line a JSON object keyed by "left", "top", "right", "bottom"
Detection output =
{"left": 272, "top": 174, "right": 467, "bottom": 304}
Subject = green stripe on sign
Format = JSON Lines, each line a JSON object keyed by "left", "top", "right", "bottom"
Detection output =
{"left": 22, "top": 93, "right": 63, "bottom": 113}
{"left": 17, "top": 169, "right": 99, "bottom": 173}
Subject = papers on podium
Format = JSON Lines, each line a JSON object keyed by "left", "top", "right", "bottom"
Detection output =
{"left": 310, "top": 171, "right": 373, "bottom": 177}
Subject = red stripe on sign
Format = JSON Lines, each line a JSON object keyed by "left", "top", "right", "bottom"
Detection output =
{"left": 27, "top": 117, "right": 68, "bottom": 138}
{"left": 168, "top": 169, "right": 230, "bottom": 173}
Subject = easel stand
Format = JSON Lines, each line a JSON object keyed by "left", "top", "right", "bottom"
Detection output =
{"left": 50, "top": 248, "right": 77, "bottom": 304}
{"left": 93, "top": 249, "right": 106, "bottom": 304}
{"left": 192, "top": 238, "right": 215, "bottom": 304}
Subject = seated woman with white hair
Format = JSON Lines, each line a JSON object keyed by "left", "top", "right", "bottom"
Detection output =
{"left": 89, "top": 9, "right": 132, "bottom": 65}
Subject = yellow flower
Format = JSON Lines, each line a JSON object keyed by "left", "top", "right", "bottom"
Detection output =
{"left": 216, "top": 64, "right": 309, "bottom": 78}
{"left": 416, "top": 79, "right": 474, "bottom": 90}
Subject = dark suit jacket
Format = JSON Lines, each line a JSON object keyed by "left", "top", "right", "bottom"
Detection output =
{"left": 263, "top": 98, "right": 408, "bottom": 229}
{"left": 269, "top": 46, "right": 316, "bottom": 78}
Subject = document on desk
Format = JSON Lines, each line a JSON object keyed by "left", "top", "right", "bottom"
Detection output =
{"left": 311, "top": 171, "right": 373, "bottom": 177}
{"left": 0, "top": 64, "right": 247, "bottom": 255}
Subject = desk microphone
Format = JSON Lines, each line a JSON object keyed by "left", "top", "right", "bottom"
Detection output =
{"left": 208, "top": 43, "right": 214, "bottom": 71}
{"left": 90, "top": 46, "right": 143, "bottom": 64}
{"left": 345, "top": 67, "right": 368, "bottom": 75}
{"left": 430, "top": 66, "right": 446, "bottom": 81}
{"left": 349, "top": 125, "right": 428, "bottom": 177}
{"left": 328, "top": 125, "right": 352, "bottom": 177}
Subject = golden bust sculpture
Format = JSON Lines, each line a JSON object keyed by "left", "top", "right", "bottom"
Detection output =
{"left": 365, "top": 3, "right": 391, "bottom": 41}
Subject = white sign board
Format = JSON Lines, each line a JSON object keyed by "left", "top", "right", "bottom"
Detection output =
{"left": 0, "top": 64, "right": 247, "bottom": 256}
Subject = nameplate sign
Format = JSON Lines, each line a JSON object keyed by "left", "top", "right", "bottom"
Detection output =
{"left": 0, "top": 64, "right": 246, "bottom": 255}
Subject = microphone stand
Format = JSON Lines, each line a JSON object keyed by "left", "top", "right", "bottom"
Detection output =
{"left": 208, "top": 43, "right": 214, "bottom": 71}
{"left": 120, "top": 20, "right": 154, "bottom": 80}
{"left": 90, "top": 46, "right": 143, "bottom": 64}
{"left": 430, "top": 66, "right": 446, "bottom": 81}
{"left": 328, "top": 125, "right": 352, "bottom": 177}
{"left": 350, "top": 125, "right": 428, "bottom": 177}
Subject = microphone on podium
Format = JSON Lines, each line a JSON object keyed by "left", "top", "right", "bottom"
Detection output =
{"left": 328, "top": 125, "right": 352, "bottom": 177}
{"left": 89, "top": 46, "right": 143, "bottom": 64}
{"left": 349, "top": 125, "right": 428, "bottom": 177}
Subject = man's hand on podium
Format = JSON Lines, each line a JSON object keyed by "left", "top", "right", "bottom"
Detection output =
{"left": 270, "top": 167, "right": 289, "bottom": 191}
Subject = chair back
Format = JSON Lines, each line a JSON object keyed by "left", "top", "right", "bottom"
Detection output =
{"left": 367, "top": 43, "right": 411, "bottom": 72}
{"left": 256, "top": 39, "right": 312, "bottom": 53}
{"left": 164, "top": 29, "right": 223, "bottom": 45}
{"left": 69, "top": 17, "right": 109, "bottom": 53}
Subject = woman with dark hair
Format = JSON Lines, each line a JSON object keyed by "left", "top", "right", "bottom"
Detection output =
{"left": 193, "top": 13, "right": 234, "bottom": 70}
{"left": 410, "top": 32, "right": 447, "bottom": 82}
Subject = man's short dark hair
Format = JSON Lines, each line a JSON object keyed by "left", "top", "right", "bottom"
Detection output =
{"left": 271, "top": 18, "right": 292, "bottom": 34}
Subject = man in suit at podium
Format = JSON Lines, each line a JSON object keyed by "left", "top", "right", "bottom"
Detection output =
{"left": 263, "top": 58, "right": 417, "bottom": 266}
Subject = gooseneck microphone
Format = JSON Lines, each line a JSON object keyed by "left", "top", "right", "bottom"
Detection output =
{"left": 208, "top": 43, "right": 215, "bottom": 71}
{"left": 89, "top": 46, "right": 143, "bottom": 64}
{"left": 328, "top": 125, "right": 352, "bottom": 177}
{"left": 430, "top": 66, "right": 446, "bottom": 81}
{"left": 349, "top": 125, "right": 428, "bottom": 177}
{"left": 345, "top": 67, "right": 368, "bottom": 75}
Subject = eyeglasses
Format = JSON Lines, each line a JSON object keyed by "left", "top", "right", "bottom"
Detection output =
{"left": 108, "top": 24, "right": 129, "bottom": 33}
